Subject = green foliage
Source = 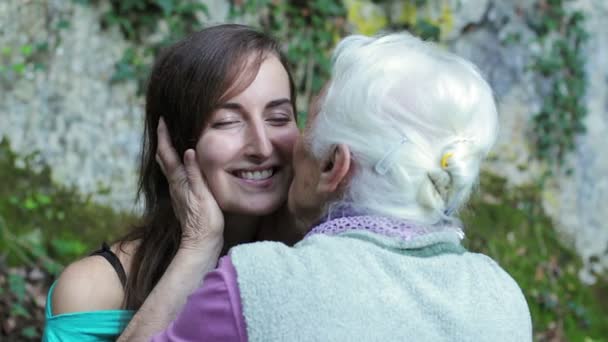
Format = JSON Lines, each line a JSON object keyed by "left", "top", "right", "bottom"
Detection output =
{"left": 1, "top": 267, "right": 43, "bottom": 340}
{"left": 0, "top": 137, "right": 137, "bottom": 339}
{"left": 528, "top": 0, "right": 589, "bottom": 169}
{"left": 232, "top": 0, "right": 348, "bottom": 124}
{"left": 0, "top": 42, "right": 48, "bottom": 84}
{"left": 233, "top": 0, "right": 443, "bottom": 124}
{"left": 110, "top": 47, "right": 150, "bottom": 89}
{"left": 0, "top": 138, "right": 136, "bottom": 269}
{"left": 78, "top": 0, "right": 207, "bottom": 42}
{"left": 410, "top": 18, "right": 441, "bottom": 41}
{"left": 368, "top": 0, "right": 444, "bottom": 41}
{"left": 72, "top": 0, "right": 441, "bottom": 120}
{"left": 74, "top": 0, "right": 208, "bottom": 93}
{"left": 463, "top": 173, "right": 608, "bottom": 341}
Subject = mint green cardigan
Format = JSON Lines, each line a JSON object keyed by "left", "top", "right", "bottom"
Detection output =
{"left": 231, "top": 229, "right": 533, "bottom": 341}
{"left": 43, "top": 281, "right": 134, "bottom": 342}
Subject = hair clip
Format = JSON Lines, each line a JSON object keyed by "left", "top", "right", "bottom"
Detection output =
{"left": 440, "top": 152, "right": 453, "bottom": 169}
{"left": 374, "top": 136, "right": 408, "bottom": 175}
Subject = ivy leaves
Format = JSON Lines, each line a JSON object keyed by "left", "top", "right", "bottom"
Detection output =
{"left": 529, "top": 1, "right": 589, "bottom": 169}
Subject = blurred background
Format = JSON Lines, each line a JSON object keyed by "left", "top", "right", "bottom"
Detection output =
{"left": 0, "top": 0, "right": 607, "bottom": 340}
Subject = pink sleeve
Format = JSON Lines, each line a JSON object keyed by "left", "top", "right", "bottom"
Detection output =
{"left": 151, "top": 256, "right": 247, "bottom": 342}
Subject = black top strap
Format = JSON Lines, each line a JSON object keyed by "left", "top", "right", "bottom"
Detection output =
{"left": 90, "top": 242, "right": 127, "bottom": 288}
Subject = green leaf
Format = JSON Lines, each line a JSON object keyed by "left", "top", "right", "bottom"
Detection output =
{"left": 20, "top": 45, "right": 33, "bottom": 57}
{"left": 12, "top": 63, "right": 26, "bottom": 74}
{"left": 35, "top": 193, "right": 52, "bottom": 205}
{"left": 56, "top": 19, "right": 71, "bottom": 30}
{"left": 11, "top": 302, "right": 30, "bottom": 318}
{"left": 51, "top": 237, "right": 87, "bottom": 257}
{"left": 8, "top": 273, "right": 26, "bottom": 302}
{"left": 36, "top": 42, "right": 49, "bottom": 52}
{"left": 23, "top": 197, "right": 37, "bottom": 210}
{"left": 21, "top": 326, "right": 39, "bottom": 339}
{"left": 413, "top": 19, "right": 440, "bottom": 41}
{"left": 155, "top": 0, "right": 174, "bottom": 16}
{"left": 43, "top": 259, "right": 63, "bottom": 275}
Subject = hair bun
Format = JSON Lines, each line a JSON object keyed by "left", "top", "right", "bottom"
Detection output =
{"left": 438, "top": 139, "right": 481, "bottom": 214}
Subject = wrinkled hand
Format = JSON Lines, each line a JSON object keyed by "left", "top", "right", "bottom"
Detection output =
{"left": 156, "top": 117, "right": 224, "bottom": 249}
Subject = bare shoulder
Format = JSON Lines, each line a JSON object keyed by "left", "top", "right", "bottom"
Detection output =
{"left": 51, "top": 255, "right": 124, "bottom": 315}
{"left": 51, "top": 240, "right": 141, "bottom": 315}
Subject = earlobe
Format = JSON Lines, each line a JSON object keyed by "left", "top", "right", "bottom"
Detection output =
{"left": 318, "top": 144, "right": 351, "bottom": 193}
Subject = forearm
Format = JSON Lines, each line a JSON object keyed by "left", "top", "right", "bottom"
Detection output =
{"left": 117, "top": 238, "right": 223, "bottom": 342}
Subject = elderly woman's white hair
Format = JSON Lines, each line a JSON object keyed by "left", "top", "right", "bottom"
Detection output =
{"left": 308, "top": 32, "right": 498, "bottom": 225}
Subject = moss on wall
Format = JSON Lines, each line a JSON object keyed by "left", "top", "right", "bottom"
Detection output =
{"left": 0, "top": 139, "right": 136, "bottom": 270}
{"left": 344, "top": 0, "right": 452, "bottom": 41}
{"left": 463, "top": 172, "right": 608, "bottom": 340}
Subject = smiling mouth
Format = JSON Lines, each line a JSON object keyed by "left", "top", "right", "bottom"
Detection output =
{"left": 233, "top": 167, "right": 277, "bottom": 181}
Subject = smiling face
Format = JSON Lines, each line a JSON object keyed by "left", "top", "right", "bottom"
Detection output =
{"left": 196, "top": 55, "right": 299, "bottom": 215}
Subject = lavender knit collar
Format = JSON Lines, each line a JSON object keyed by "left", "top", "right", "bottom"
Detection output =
{"left": 305, "top": 207, "right": 464, "bottom": 243}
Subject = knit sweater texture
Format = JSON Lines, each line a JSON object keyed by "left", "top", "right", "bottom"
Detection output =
{"left": 230, "top": 217, "right": 532, "bottom": 342}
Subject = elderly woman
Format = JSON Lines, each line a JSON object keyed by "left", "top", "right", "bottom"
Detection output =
{"left": 133, "top": 32, "right": 532, "bottom": 341}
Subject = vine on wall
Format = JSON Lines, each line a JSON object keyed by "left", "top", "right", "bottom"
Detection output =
{"left": 0, "top": 43, "right": 46, "bottom": 85}
{"left": 68, "top": 0, "right": 589, "bottom": 168}
{"left": 369, "top": 0, "right": 450, "bottom": 41}
{"left": 234, "top": 0, "right": 445, "bottom": 123}
{"left": 74, "top": 0, "right": 209, "bottom": 92}
{"left": 73, "top": 0, "right": 443, "bottom": 121}
{"left": 528, "top": 0, "right": 588, "bottom": 169}
{"left": 232, "top": 0, "right": 348, "bottom": 123}
{"left": 0, "top": 6, "right": 71, "bottom": 87}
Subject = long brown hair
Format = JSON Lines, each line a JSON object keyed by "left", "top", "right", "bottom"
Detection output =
{"left": 119, "top": 24, "right": 296, "bottom": 310}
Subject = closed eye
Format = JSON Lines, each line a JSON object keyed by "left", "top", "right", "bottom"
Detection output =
{"left": 267, "top": 115, "right": 292, "bottom": 126}
{"left": 212, "top": 121, "right": 240, "bottom": 129}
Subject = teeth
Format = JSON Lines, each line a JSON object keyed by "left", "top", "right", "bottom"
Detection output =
{"left": 238, "top": 169, "right": 273, "bottom": 180}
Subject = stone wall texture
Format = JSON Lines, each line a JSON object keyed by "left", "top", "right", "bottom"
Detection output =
{"left": 1, "top": 0, "right": 607, "bottom": 282}
{"left": 450, "top": 0, "right": 608, "bottom": 284}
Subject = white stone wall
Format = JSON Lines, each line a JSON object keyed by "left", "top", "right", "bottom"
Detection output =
{"left": 449, "top": 0, "right": 608, "bottom": 283}
{"left": 0, "top": 0, "right": 231, "bottom": 211}
{"left": 1, "top": 0, "right": 142, "bottom": 210}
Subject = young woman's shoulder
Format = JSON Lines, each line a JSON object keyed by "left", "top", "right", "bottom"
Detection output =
{"left": 51, "top": 241, "right": 139, "bottom": 315}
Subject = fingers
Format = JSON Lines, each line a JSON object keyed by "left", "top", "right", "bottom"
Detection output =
{"left": 156, "top": 117, "right": 185, "bottom": 184}
{"left": 184, "top": 149, "right": 211, "bottom": 196}
{"left": 155, "top": 153, "right": 167, "bottom": 176}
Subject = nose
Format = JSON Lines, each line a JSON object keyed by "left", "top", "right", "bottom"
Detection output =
{"left": 245, "top": 120, "right": 273, "bottom": 160}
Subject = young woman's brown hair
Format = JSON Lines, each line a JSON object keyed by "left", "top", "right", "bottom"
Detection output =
{"left": 120, "top": 24, "right": 297, "bottom": 309}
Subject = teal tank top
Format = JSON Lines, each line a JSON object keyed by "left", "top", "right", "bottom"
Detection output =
{"left": 43, "top": 243, "right": 135, "bottom": 341}
{"left": 43, "top": 281, "right": 134, "bottom": 341}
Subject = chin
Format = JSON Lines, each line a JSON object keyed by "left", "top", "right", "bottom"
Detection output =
{"left": 224, "top": 198, "right": 285, "bottom": 216}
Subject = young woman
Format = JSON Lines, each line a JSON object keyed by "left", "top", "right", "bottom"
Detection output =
{"left": 43, "top": 24, "right": 302, "bottom": 341}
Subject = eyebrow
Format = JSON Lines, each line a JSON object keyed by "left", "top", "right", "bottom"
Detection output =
{"left": 219, "top": 98, "right": 292, "bottom": 111}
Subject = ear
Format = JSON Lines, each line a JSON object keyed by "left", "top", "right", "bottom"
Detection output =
{"left": 317, "top": 144, "right": 351, "bottom": 194}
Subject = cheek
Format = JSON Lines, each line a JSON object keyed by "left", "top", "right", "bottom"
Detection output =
{"left": 195, "top": 136, "right": 234, "bottom": 209}
{"left": 196, "top": 133, "right": 236, "bottom": 178}
{"left": 273, "top": 126, "right": 300, "bottom": 162}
